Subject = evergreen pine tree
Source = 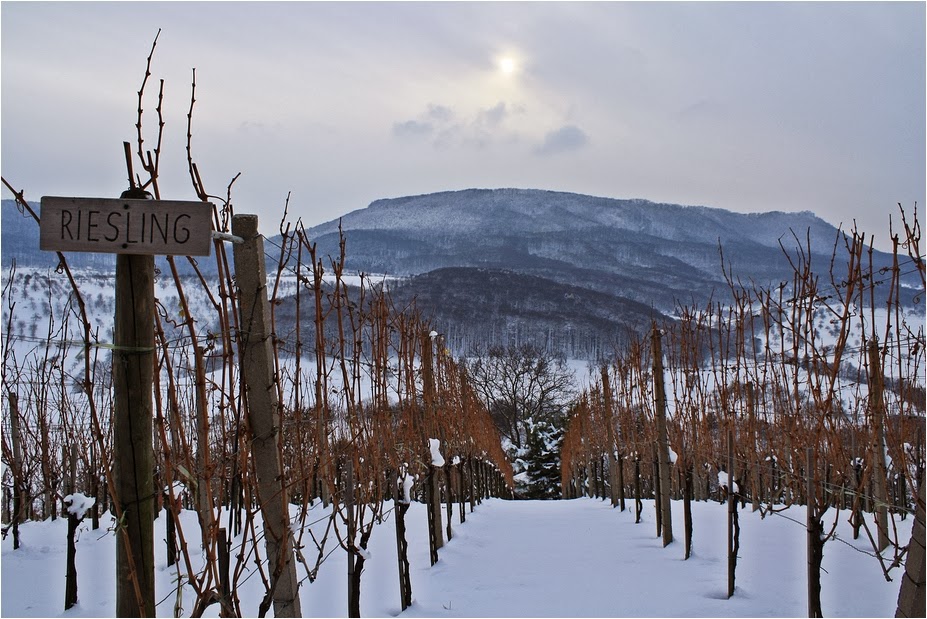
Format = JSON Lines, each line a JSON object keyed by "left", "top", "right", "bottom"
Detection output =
{"left": 522, "top": 418, "right": 564, "bottom": 499}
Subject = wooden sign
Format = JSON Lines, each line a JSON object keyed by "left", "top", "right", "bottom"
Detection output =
{"left": 39, "top": 196, "right": 213, "bottom": 256}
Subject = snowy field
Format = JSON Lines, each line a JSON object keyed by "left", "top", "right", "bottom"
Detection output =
{"left": 1, "top": 497, "right": 910, "bottom": 617}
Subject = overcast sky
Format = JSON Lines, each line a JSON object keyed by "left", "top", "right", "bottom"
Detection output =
{"left": 2, "top": 1, "right": 924, "bottom": 248}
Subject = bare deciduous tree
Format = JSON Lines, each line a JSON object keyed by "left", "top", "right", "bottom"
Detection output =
{"left": 466, "top": 343, "right": 575, "bottom": 450}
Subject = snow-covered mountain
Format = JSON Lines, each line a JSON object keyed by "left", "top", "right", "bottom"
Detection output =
{"left": 288, "top": 189, "right": 913, "bottom": 356}
{"left": 2, "top": 191, "right": 915, "bottom": 359}
{"left": 309, "top": 188, "right": 836, "bottom": 247}
{"left": 300, "top": 188, "right": 902, "bottom": 308}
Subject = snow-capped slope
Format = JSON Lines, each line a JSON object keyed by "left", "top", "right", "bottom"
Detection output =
{"left": 308, "top": 188, "right": 839, "bottom": 249}
{"left": 296, "top": 189, "right": 911, "bottom": 316}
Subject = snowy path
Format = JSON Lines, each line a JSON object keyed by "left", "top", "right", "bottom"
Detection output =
{"left": 1, "top": 497, "right": 908, "bottom": 617}
{"left": 397, "top": 498, "right": 904, "bottom": 618}
{"left": 402, "top": 499, "right": 649, "bottom": 617}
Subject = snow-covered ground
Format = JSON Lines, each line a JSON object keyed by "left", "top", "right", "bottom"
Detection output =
{"left": 1, "top": 497, "right": 910, "bottom": 617}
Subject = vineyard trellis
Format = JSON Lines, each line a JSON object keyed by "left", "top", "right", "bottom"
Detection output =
{"left": 0, "top": 32, "right": 513, "bottom": 618}
{"left": 561, "top": 209, "right": 925, "bottom": 614}
{"left": 0, "top": 192, "right": 516, "bottom": 617}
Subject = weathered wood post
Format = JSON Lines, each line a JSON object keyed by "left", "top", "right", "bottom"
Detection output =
{"left": 62, "top": 444, "right": 72, "bottom": 518}
{"left": 868, "top": 339, "right": 891, "bottom": 552}
{"left": 472, "top": 458, "right": 481, "bottom": 506}
{"left": 456, "top": 370, "right": 469, "bottom": 522}
{"left": 445, "top": 459, "right": 454, "bottom": 541}
{"left": 651, "top": 324, "right": 673, "bottom": 546}
{"left": 458, "top": 461, "right": 467, "bottom": 523}
{"left": 8, "top": 392, "right": 22, "bottom": 550}
{"left": 90, "top": 440, "right": 99, "bottom": 531}
{"left": 895, "top": 480, "right": 926, "bottom": 618}
{"left": 653, "top": 445, "right": 663, "bottom": 538}
{"left": 728, "top": 430, "right": 739, "bottom": 598}
{"left": 634, "top": 453, "right": 643, "bottom": 524}
{"left": 471, "top": 457, "right": 481, "bottom": 508}
{"left": 420, "top": 331, "right": 444, "bottom": 562}
{"left": 394, "top": 466, "right": 413, "bottom": 611}
{"left": 346, "top": 459, "right": 359, "bottom": 618}
{"left": 193, "top": 344, "right": 216, "bottom": 544}
{"left": 483, "top": 463, "right": 490, "bottom": 499}
{"left": 807, "top": 448, "right": 823, "bottom": 618}
{"left": 166, "top": 492, "right": 177, "bottom": 568}
{"left": 601, "top": 366, "right": 619, "bottom": 507}
{"left": 424, "top": 466, "right": 439, "bottom": 565}
{"left": 36, "top": 409, "right": 55, "bottom": 522}
{"left": 65, "top": 505, "right": 79, "bottom": 610}
{"left": 113, "top": 190, "right": 156, "bottom": 617}
{"left": 616, "top": 452, "right": 626, "bottom": 511}
{"left": 233, "top": 214, "right": 302, "bottom": 617}
{"left": 917, "top": 424, "right": 925, "bottom": 492}
{"left": 63, "top": 493, "right": 92, "bottom": 611}
{"left": 684, "top": 458, "right": 693, "bottom": 560}
{"left": 218, "top": 528, "right": 231, "bottom": 618}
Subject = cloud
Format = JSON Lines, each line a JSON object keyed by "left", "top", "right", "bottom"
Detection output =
{"left": 535, "top": 125, "right": 589, "bottom": 156}
{"left": 394, "top": 103, "right": 454, "bottom": 139}
{"left": 426, "top": 104, "right": 455, "bottom": 122}
{"left": 392, "top": 119, "right": 434, "bottom": 138}
{"left": 477, "top": 102, "right": 507, "bottom": 126}
{"left": 393, "top": 101, "right": 517, "bottom": 149}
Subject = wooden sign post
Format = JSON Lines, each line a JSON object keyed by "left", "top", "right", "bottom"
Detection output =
{"left": 41, "top": 192, "right": 212, "bottom": 617}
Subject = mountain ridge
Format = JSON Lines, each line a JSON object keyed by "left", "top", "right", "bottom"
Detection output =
{"left": 295, "top": 188, "right": 890, "bottom": 312}
{"left": 287, "top": 188, "right": 913, "bottom": 357}
{"left": 3, "top": 190, "right": 915, "bottom": 358}
{"left": 309, "top": 188, "right": 836, "bottom": 250}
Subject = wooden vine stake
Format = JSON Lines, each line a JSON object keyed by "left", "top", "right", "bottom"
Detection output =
{"left": 894, "top": 481, "right": 926, "bottom": 618}
{"left": 421, "top": 331, "right": 444, "bottom": 564}
{"left": 634, "top": 455, "right": 643, "bottom": 524}
{"left": 601, "top": 367, "right": 620, "bottom": 508}
{"left": 394, "top": 467, "right": 413, "bottom": 611}
{"left": 806, "top": 448, "right": 823, "bottom": 618}
{"left": 867, "top": 339, "right": 891, "bottom": 552}
{"left": 64, "top": 445, "right": 84, "bottom": 612}
{"left": 63, "top": 491, "right": 94, "bottom": 611}
{"left": 346, "top": 459, "right": 358, "bottom": 618}
{"left": 8, "top": 392, "right": 22, "bottom": 550}
{"left": 218, "top": 528, "right": 231, "bottom": 618}
{"left": 65, "top": 504, "right": 79, "bottom": 610}
{"left": 232, "top": 214, "right": 302, "bottom": 617}
{"left": 193, "top": 344, "right": 216, "bottom": 544}
{"left": 651, "top": 324, "right": 673, "bottom": 546}
{"left": 727, "top": 430, "right": 738, "bottom": 598}
{"left": 683, "top": 457, "right": 693, "bottom": 560}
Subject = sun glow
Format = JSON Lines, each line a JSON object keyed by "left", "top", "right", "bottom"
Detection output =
{"left": 498, "top": 56, "right": 517, "bottom": 75}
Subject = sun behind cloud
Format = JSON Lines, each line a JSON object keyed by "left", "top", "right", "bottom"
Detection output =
{"left": 498, "top": 56, "right": 517, "bottom": 75}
